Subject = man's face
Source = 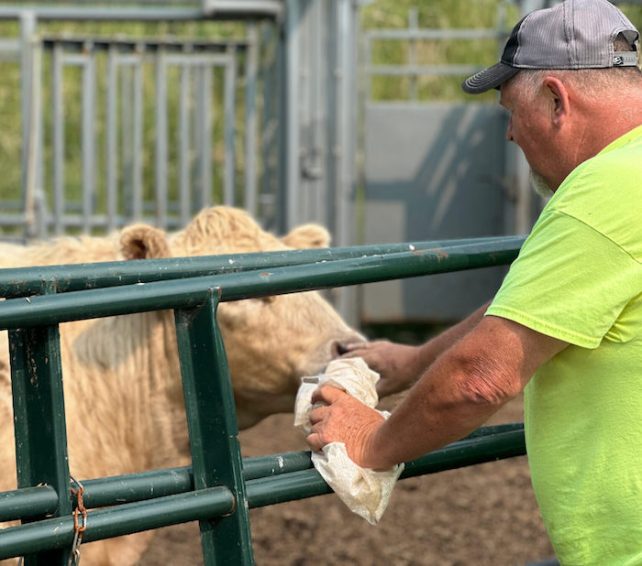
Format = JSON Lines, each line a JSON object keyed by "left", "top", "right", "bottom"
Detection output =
{"left": 500, "top": 79, "right": 559, "bottom": 191}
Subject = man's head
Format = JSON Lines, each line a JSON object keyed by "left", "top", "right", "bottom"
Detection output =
{"left": 462, "top": 0, "right": 642, "bottom": 190}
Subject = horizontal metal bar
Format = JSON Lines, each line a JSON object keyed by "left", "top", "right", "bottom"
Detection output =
{"left": 246, "top": 425, "right": 525, "bottom": 508}
{"left": 0, "top": 4, "right": 282, "bottom": 21}
{"left": 243, "top": 451, "right": 313, "bottom": 481}
{"left": 400, "top": 427, "right": 526, "bottom": 478}
{"left": 0, "top": 238, "right": 522, "bottom": 326}
{"left": 0, "top": 449, "right": 311, "bottom": 522}
{"left": 163, "top": 54, "right": 232, "bottom": 66}
{"left": 0, "top": 424, "right": 523, "bottom": 524}
{"left": 0, "top": 38, "right": 20, "bottom": 53}
{"left": 0, "top": 215, "right": 27, "bottom": 226}
{"left": 0, "top": 486, "right": 58, "bottom": 523}
{"left": 204, "top": 0, "right": 283, "bottom": 16}
{"left": 41, "top": 37, "right": 249, "bottom": 52}
{"left": 366, "top": 64, "right": 482, "bottom": 77}
{"left": 26, "top": 213, "right": 185, "bottom": 229}
{"left": 60, "top": 53, "right": 87, "bottom": 66}
{"left": 0, "top": 240, "right": 519, "bottom": 329}
{"left": 0, "top": 236, "right": 524, "bottom": 297}
{"left": 0, "top": 486, "right": 235, "bottom": 560}
{"left": 366, "top": 29, "right": 504, "bottom": 41}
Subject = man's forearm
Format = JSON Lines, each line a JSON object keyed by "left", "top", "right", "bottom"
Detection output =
{"left": 412, "top": 301, "right": 490, "bottom": 375}
{"left": 368, "top": 346, "right": 508, "bottom": 469}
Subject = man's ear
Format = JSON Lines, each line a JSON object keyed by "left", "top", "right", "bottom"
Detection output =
{"left": 282, "top": 223, "right": 331, "bottom": 249}
{"left": 542, "top": 76, "right": 570, "bottom": 127}
{"left": 120, "top": 224, "right": 171, "bottom": 259}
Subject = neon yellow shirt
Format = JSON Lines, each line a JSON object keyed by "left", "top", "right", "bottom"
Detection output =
{"left": 487, "top": 125, "right": 642, "bottom": 566}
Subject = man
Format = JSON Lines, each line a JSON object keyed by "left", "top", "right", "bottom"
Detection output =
{"left": 306, "top": 0, "right": 642, "bottom": 563}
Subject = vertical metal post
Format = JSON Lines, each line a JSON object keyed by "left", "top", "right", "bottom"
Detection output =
{"left": 244, "top": 24, "right": 259, "bottom": 216}
{"left": 325, "top": 0, "right": 338, "bottom": 237}
{"left": 106, "top": 46, "right": 119, "bottom": 231}
{"left": 179, "top": 63, "right": 191, "bottom": 224}
{"left": 334, "top": 0, "right": 359, "bottom": 324}
{"left": 196, "top": 64, "right": 213, "bottom": 209}
{"left": 22, "top": 15, "right": 46, "bottom": 239}
{"left": 155, "top": 51, "right": 168, "bottom": 228}
{"left": 284, "top": 0, "right": 301, "bottom": 230}
{"left": 223, "top": 48, "right": 237, "bottom": 206}
{"left": 298, "top": 0, "right": 311, "bottom": 222}
{"left": 35, "top": 41, "right": 47, "bottom": 239}
{"left": 174, "top": 292, "right": 254, "bottom": 566}
{"left": 52, "top": 42, "right": 65, "bottom": 236}
{"left": 408, "top": 8, "right": 418, "bottom": 101}
{"left": 259, "top": 22, "right": 279, "bottom": 228}
{"left": 132, "top": 52, "right": 144, "bottom": 220}
{"left": 122, "top": 64, "right": 133, "bottom": 217}
{"left": 363, "top": 35, "right": 372, "bottom": 103}
{"left": 310, "top": 0, "right": 325, "bottom": 223}
{"left": 20, "top": 11, "right": 37, "bottom": 240}
{"left": 9, "top": 313, "right": 72, "bottom": 564}
{"left": 82, "top": 48, "right": 96, "bottom": 234}
{"left": 276, "top": 20, "right": 288, "bottom": 233}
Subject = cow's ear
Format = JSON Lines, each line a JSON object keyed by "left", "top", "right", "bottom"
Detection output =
{"left": 282, "top": 224, "right": 331, "bottom": 249}
{"left": 120, "top": 224, "right": 171, "bottom": 260}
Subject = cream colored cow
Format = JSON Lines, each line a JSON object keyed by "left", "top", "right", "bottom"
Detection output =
{"left": 0, "top": 206, "right": 364, "bottom": 565}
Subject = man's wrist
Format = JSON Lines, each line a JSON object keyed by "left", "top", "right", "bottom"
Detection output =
{"left": 364, "top": 421, "right": 398, "bottom": 470}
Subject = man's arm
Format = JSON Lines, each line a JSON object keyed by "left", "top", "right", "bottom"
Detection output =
{"left": 308, "top": 315, "right": 567, "bottom": 469}
{"left": 342, "top": 302, "right": 490, "bottom": 397}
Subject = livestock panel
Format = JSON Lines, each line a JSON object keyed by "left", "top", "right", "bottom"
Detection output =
{"left": 0, "top": 236, "right": 525, "bottom": 564}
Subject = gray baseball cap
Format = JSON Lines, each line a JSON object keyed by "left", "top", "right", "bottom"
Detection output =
{"left": 462, "top": 0, "right": 640, "bottom": 94}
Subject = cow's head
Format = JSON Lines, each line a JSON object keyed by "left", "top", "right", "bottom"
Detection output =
{"left": 120, "top": 207, "right": 364, "bottom": 428}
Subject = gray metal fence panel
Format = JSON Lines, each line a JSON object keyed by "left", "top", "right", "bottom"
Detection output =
{"left": 361, "top": 103, "right": 509, "bottom": 323}
{"left": 18, "top": 36, "right": 259, "bottom": 237}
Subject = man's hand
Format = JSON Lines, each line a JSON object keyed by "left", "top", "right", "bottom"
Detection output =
{"left": 340, "top": 340, "right": 422, "bottom": 398}
{"left": 306, "top": 385, "right": 387, "bottom": 469}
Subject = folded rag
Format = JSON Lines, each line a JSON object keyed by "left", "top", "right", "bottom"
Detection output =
{"left": 294, "top": 357, "right": 404, "bottom": 525}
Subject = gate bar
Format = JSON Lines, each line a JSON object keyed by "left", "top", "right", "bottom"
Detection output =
{"left": 0, "top": 486, "right": 235, "bottom": 561}
{"left": 0, "top": 423, "right": 524, "bottom": 523}
{"left": 0, "top": 424, "right": 524, "bottom": 559}
{"left": 0, "top": 5, "right": 283, "bottom": 21}
{"left": 0, "top": 236, "right": 524, "bottom": 297}
{"left": 0, "top": 241, "right": 523, "bottom": 328}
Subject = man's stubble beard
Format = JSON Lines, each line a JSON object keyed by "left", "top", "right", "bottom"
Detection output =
{"left": 529, "top": 170, "right": 554, "bottom": 199}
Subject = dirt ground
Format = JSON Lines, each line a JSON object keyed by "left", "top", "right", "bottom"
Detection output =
{"left": 136, "top": 394, "right": 555, "bottom": 566}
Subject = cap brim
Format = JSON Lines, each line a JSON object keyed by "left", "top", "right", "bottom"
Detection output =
{"left": 462, "top": 63, "right": 519, "bottom": 94}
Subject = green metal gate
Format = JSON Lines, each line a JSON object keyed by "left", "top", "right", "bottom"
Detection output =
{"left": 0, "top": 235, "right": 524, "bottom": 564}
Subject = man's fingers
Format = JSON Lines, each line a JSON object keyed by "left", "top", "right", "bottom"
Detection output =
{"left": 308, "top": 404, "right": 329, "bottom": 424}
{"left": 306, "top": 432, "right": 324, "bottom": 452}
{"left": 311, "top": 384, "right": 347, "bottom": 405}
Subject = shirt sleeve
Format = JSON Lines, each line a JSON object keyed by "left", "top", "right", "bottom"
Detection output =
{"left": 486, "top": 210, "right": 640, "bottom": 349}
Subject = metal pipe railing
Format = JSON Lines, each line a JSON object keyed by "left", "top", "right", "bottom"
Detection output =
{"left": 0, "top": 3, "right": 283, "bottom": 21}
{"left": 0, "top": 236, "right": 526, "bottom": 563}
{"left": 0, "top": 235, "right": 523, "bottom": 297}
{"left": 0, "top": 423, "right": 525, "bottom": 521}
{"left": 0, "top": 237, "right": 523, "bottom": 327}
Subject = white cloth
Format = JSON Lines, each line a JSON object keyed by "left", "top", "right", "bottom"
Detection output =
{"left": 294, "top": 357, "right": 404, "bottom": 525}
